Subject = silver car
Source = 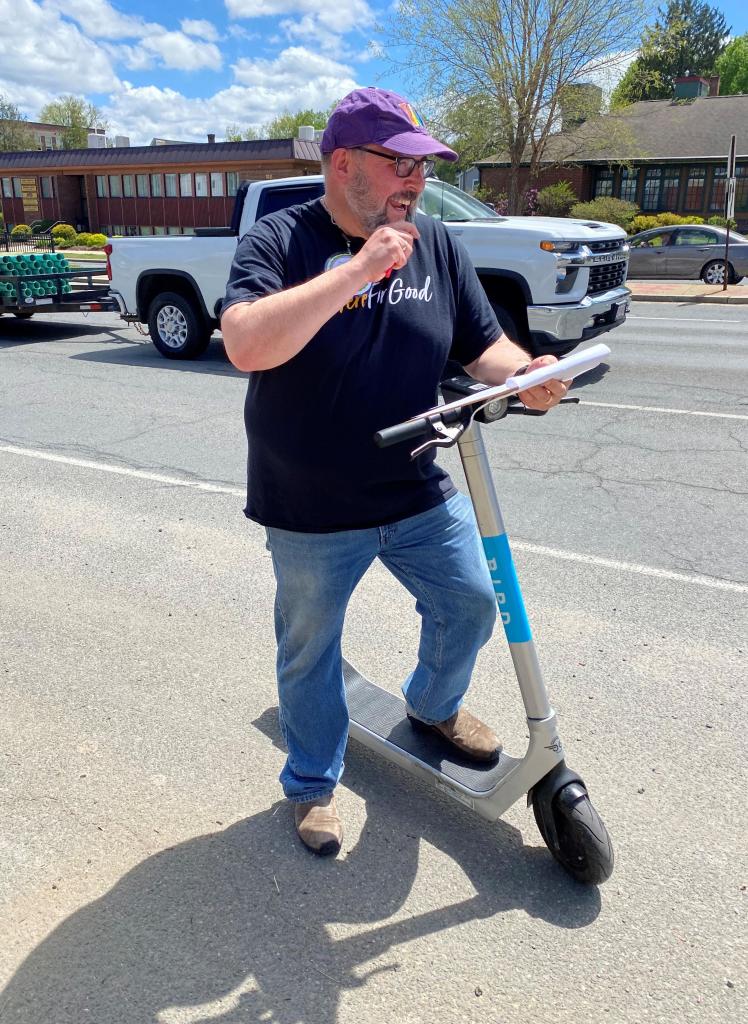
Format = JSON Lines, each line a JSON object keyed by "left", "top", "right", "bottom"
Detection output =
{"left": 627, "top": 225, "right": 748, "bottom": 284}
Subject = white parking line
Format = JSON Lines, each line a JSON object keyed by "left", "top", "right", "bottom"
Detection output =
{"left": 2, "top": 442, "right": 746, "bottom": 595}
{"left": 513, "top": 541, "right": 747, "bottom": 594}
{"left": 579, "top": 400, "right": 748, "bottom": 420}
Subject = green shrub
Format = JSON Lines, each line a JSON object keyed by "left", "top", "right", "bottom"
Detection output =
{"left": 51, "top": 223, "right": 77, "bottom": 242}
{"left": 10, "top": 223, "right": 32, "bottom": 239}
{"left": 537, "top": 180, "right": 578, "bottom": 217}
{"left": 653, "top": 212, "right": 683, "bottom": 226}
{"left": 629, "top": 215, "right": 659, "bottom": 233}
{"left": 75, "top": 232, "right": 106, "bottom": 247}
{"left": 569, "top": 197, "right": 639, "bottom": 232}
{"left": 707, "top": 215, "right": 738, "bottom": 229}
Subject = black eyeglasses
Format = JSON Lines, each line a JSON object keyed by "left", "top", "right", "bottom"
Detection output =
{"left": 354, "top": 146, "right": 435, "bottom": 179}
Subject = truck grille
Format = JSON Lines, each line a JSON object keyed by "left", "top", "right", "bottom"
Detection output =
{"left": 587, "top": 259, "right": 628, "bottom": 294}
{"left": 588, "top": 239, "right": 627, "bottom": 254}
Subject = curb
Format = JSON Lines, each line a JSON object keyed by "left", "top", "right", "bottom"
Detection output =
{"left": 629, "top": 292, "right": 748, "bottom": 304}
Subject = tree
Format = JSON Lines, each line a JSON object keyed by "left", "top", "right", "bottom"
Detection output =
{"left": 715, "top": 33, "right": 748, "bottom": 95}
{"left": 226, "top": 104, "right": 340, "bottom": 143}
{"left": 0, "top": 96, "right": 34, "bottom": 151}
{"left": 263, "top": 109, "right": 329, "bottom": 138}
{"left": 38, "top": 95, "right": 107, "bottom": 149}
{"left": 434, "top": 92, "right": 509, "bottom": 170}
{"left": 611, "top": 1, "right": 730, "bottom": 106}
{"left": 385, "top": 0, "right": 646, "bottom": 213}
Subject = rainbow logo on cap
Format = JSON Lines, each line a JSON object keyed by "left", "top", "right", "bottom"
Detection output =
{"left": 399, "top": 102, "right": 425, "bottom": 127}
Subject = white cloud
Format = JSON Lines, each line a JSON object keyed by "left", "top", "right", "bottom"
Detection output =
{"left": 279, "top": 15, "right": 348, "bottom": 57}
{"left": 181, "top": 18, "right": 220, "bottom": 43}
{"left": 0, "top": 0, "right": 118, "bottom": 97}
{"left": 42, "top": 0, "right": 147, "bottom": 39}
{"left": 232, "top": 46, "right": 357, "bottom": 92}
{"left": 141, "top": 30, "right": 222, "bottom": 71}
{"left": 225, "top": 0, "right": 374, "bottom": 36}
{"left": 42, "top": 1, "right": 222, "bottom": 71}
{"left": 103, "top": 52, "right": 359, "bottom": 145}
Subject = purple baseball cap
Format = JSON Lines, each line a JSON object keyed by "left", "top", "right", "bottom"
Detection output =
{"left": 320, "top": 87, "right": 458, "bottom": 162}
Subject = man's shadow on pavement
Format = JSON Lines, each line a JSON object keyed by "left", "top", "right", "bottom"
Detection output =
{"left": 1, "top": 708, "right": 601, "bottom": 1024}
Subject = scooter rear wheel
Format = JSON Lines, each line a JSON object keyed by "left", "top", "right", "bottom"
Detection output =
{"left": 533, "top": 782, "right": 614, "bottom": 885}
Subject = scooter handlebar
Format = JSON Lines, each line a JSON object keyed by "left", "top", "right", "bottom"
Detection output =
{"left": 374, "top": 416, "right": 433, "bottom": 448}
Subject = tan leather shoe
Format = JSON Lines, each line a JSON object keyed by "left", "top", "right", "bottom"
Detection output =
{"left": 293, "top": 795, "right": 343, "bottom": 857}
{"left": 408, "top": 708, "right": 502, "bottom": 762}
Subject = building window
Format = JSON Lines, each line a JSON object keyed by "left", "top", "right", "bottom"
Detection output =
{"left": 736, "top": 166, "right": 748, "bottom": 213}
{"left": 165, "top": 174, "right": 177, "bottom": 197}
{"left": 710, "top": 166, "right": 726, "bottom": 211}
{"left": 12, "top": 178, "right": 23, "bottom": 198}
{"left": 153, "top": 226, "right": 166, "bottom": 235}
{"left": 619, "top": 168, "right": 638, "bottom": 203}
{"left": 136, "top": 174, "right": 150, "bottom": 197}
{"left": 40, "top": 176, "right": 53, "bottom": 199}
{"left": 227, "top": 171, "right": 239, "bottom": 196}
{"left": 123, "top": 175, "right": 134, "bottom": 198}
{"left": 111, "top": 225, "right": 124, "bottom": 235}
{"left": 183, "top": 226, "right": 195, "bottom": 235}
{"left": 642, "top": 168, "right": 662, "bottom": 211}
{"left": 210, "top": 172, "right": 224, "bottom": 196}
{"left": 167, "top": 226, "right": 181, "bottom": 234}
{"left": 593, "top": 169, "right": 614, "bottom": 197}
{"left": 151, "top": 174, "right": 163, "bottom": 197}
{"left": 96, "top": 175, "right": 108, "bottom": 198}
{"left": 179, "top": 173, "right": 193, "bottom": 197}
{"left": 684, "top": 166, "right": 706, "bottom": 212}
{"left": 661, "top": 167, "right": 680, "bottom": 210}
{"left": 39, "top": 135, "right": 46, "bottom": 149}
{"left": 139, "top": 226, "right": 153, "bottom": 235}
{"left": 195, "top": 173, "right": 208, "bottom": 197}
{"left": 109, "top": 175, "right": 122, "bottom": 198}
{"left": 2, "top": 178, "right": 12, "bottom": 198}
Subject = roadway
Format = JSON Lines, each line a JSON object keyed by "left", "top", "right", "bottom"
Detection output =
{"left": 0, "top": 303, "right": 745, "bottom": 1024}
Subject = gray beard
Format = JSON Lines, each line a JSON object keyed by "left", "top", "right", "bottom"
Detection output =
{"left": 346, "top": 167, "right": 419, "bottom": 235}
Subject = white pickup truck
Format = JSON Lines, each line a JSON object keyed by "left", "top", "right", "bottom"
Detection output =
{"left": 108, "top": 175, "right": 630, "bottom": 360}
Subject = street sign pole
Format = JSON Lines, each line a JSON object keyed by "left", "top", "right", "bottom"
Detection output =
{"left": 724, "top": 134, "right": 737, "bottom": 292}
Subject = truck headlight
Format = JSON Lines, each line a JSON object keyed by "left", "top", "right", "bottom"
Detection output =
{"left": 540, "top": 240, "right": 578, "bottom": 253}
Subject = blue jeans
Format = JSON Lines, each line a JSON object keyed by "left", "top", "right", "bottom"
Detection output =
{"left": 265, "top": 492, "right": 497, "bottom": 802}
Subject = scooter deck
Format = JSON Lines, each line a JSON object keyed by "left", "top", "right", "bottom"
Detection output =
{"left": 343, "top": 660, "right": 521, "bottom": 795}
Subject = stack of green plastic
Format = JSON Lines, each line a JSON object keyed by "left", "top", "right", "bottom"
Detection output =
{"left": 0, "top": 252, "right": 72, "bottom": 303}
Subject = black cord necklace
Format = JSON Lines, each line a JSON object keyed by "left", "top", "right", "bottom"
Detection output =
{"left": 321, "top": 197, "right": 355, "bottom": 255}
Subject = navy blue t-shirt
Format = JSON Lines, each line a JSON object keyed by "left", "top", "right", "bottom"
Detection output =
{"left": 222, "top": 198, "right": 499, "bottom": 532}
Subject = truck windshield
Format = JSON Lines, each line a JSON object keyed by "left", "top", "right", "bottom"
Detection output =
{"left": 419, "top": 180, "right": 502, "bottom": 223}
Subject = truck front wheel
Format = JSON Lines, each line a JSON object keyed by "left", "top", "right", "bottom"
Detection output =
{"left": 147, "top": 292, "right": 211, "bottom": 359}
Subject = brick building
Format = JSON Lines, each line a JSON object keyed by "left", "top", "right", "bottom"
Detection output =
{"left": 0, "top": 136, "right": 321, "bottom": 235}
{"left": 477, "top": 78, "right": 748, "bottom": 232}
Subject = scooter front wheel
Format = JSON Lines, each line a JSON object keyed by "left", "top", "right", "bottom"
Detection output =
{"left": 532, "top": 781, "right": 614, "bottom": 885}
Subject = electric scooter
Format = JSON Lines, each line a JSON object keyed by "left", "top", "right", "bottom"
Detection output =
{"left": 342, "top": 343, "right": 615, "bottom": 885}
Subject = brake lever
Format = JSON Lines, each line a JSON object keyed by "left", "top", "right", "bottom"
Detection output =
{"left": 506, "top": 394, "right": 581, "bottom": 415}
{"left": 410, "top": 418, "right": 468, "bottom": 458}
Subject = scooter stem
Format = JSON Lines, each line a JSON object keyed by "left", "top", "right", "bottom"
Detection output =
{"left": 456, "top": 420, "right": 552, "bottom": 722}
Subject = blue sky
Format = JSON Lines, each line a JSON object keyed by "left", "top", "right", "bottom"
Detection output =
{"left": 0, "top": 0, "right": 746, "bottom": 146}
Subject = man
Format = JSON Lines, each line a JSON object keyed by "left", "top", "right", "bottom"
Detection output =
{"left": 221, "top": 88, "right": 567, "bottom": 857}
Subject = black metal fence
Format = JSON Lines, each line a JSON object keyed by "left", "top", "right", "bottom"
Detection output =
{"left": 1, "top": 231, "right": 56, "bottom": 253}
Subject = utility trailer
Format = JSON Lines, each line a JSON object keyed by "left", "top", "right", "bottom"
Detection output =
{"left": 0, "top": 253, "right": 116, "bottom": 319}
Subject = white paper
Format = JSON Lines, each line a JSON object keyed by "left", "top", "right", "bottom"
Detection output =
{"left": 503, "top": 343, "right": 611, "bottom": 393}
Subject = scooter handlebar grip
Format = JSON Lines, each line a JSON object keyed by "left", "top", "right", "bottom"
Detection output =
{"left": 374, "top": 417, "right": 431, "bottom": 448}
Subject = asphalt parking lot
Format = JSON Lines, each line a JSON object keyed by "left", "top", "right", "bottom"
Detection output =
{"left": 0, "top": 303, "right": 746, "bottom": 1024}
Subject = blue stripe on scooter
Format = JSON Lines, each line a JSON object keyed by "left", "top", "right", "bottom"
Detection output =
{"left": 482, "top": 534, "right": 532, "bottom": 643}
